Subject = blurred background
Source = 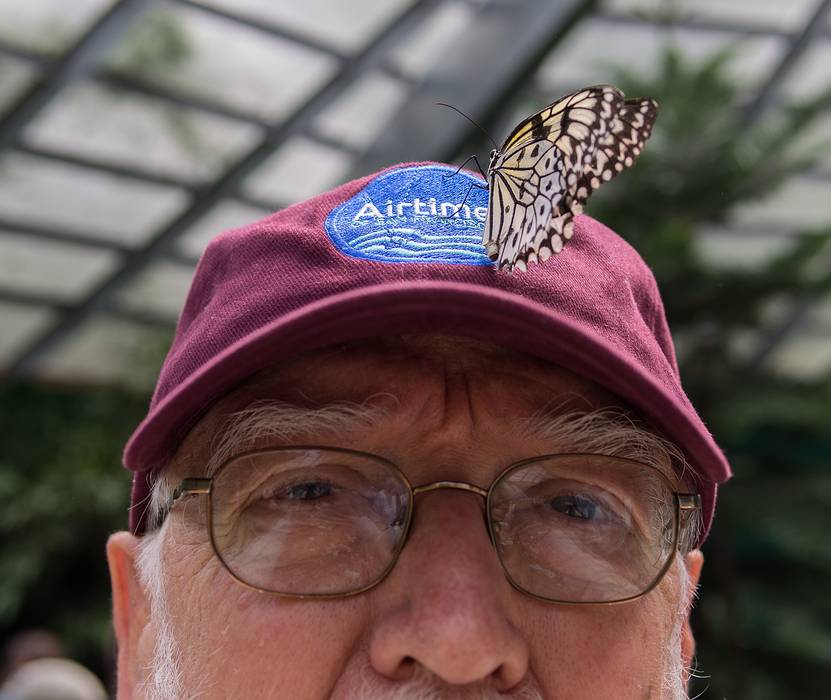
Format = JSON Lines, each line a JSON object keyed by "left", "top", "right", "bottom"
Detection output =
{"left": 0, "top": 0, "right": 830, "bottom": 697}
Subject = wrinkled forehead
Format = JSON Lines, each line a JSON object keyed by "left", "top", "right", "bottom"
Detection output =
{"left": 167, "top": 334, "right": 647, "bottom": 472}
{"left": 222, "top": 333, "right": 623, "bottom": 418}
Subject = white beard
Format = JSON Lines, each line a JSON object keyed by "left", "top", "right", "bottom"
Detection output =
{"left": 136, "top": 530, "right": 183, "bottom": 700}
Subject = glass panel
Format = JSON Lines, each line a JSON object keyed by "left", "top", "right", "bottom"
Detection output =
{"left": 24, "top": 80, "right": 263, "bottom": 183}
{"left": 786, "top": 114, "right": 831, "bottom": 176}
{"left": 191, "top": 0, "right": 413, "bottom": 53}
{"left": 0, "top": 301, "right": 55, "bottom": 366}
{"left": 767, "top": 334, "right": 831, "bottom": 381}
{"left": 733, "top": 177, "right": 831, "bottom": 231}
{"left": 0, "top": 152, "right": 188, "bottom": 247}
{"left": 177, "top": 199, "right": 272, "bottom": 259}
{"left": 0, "top": 0, "right": 115, "bottom": 56}
{"left": 0, "top": 56, "right": 40, "bottom": 119}
{"left": 536, "top": 20, "right": 786, "bottom": 93}
{"left": 242, "top": 136, "right": 352, "bottom": 205}
{"left": 313, "top": 71, "right": 409, "bottom": 151}
{"left": 388, "top": 1, "right": 475, "bottom": 80}
{"left": 115, "top": 260, "right": 196, "bottom": 321}
{"left": 37, "top": 315, "right": 171, "bottom": 387}
{"left": 779, "top": 44, "right": 831, "bottom": 104}
{"left": 694, "top": 226, "right": 795, "bottom": 271}
{"left": 604, "top": 0, "right": 818, "bottom": 31}
{"left": 0, "top": 230, "right": 118, "bottom": 301}
{"left": 106, "top": 4, "right": 338, "bottom": 122}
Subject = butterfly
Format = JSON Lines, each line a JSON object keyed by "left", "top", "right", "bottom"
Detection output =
{"left": 480, "top": 85, "right": 658, "bottom": 272}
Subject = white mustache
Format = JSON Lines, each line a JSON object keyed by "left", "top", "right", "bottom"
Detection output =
{"left": 341, "top": 663, "right": 545, "bottom": 700}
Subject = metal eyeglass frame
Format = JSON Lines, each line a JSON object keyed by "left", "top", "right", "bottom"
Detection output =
{"left": 167, "top": 446, "right": 702, "bottom": 606}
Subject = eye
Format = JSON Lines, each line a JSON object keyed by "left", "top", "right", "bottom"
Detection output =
{"left": 284, "top": 481, "right": 334, "bottom": 501}
{"left": 550, "top": 494, "right": 597, "bottom": 520}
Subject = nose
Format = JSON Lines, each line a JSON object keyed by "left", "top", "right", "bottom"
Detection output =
{"left": 368, "top": 490, "right": 530, "bottom": 691}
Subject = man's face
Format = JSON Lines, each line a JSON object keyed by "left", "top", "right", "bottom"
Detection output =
{"left": 108, "top": 336, "right": 703, "bottom": 699}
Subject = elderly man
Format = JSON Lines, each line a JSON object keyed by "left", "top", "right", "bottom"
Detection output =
{"left": 107, "top": 162, "right": 730, "bottom": 699}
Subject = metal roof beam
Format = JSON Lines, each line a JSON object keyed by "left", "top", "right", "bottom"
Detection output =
{"left": 742, "top": 0, "right": 831, "bottom": 125}
{"left": 0, "top": 287, "right": 177, "bottom": 329}
{"left": 351, "top": 0, "right": 597, "bottom": 175}
{"left": 741, "top": 0, "right": 831, "bottom": 370}
{"left": 0, "top": 40, "right": 51, "bottom": 67}
{"left": 0, "top": 215, "right": 132, "bottom": 254}
{"left": 747, "top": 238, "right": 831, "bottom": 370}
{"left": 95, "top": 71, "right": 365, "bottom": 156}
{"left": 172, "top": 0, "right": 347, "bottom": 61}
{"left": 0, "top": 217, "right": 197, "bottom": 272}
{"left": 595, "top": 10, "right": 800, "bottom": 39}
{"left": 169, "top": 0, "right": 419, "bottom": 89}
{"left": 5, "top": 0, "right": 447, "bottom": 377}
{"left": 13, "top": 143, "right": 198, "bottom": 191}
{"left": 0, "top": 287, "right": 72, "bottom": 313}
{"left": 0, "top": 290, "right": 171, "bottom": 327}
{"left": 0, "top": 0, "right": 154, "bottom": 152}
{"left": 232, "top": 192, "right": 285, "bottom": 213}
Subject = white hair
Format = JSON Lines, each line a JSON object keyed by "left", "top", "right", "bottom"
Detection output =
{"left": 135, "top": 520, "right": 183, "bottom": 700}
{"left": 135, "top": 401, "right": 701, "bottom": 698}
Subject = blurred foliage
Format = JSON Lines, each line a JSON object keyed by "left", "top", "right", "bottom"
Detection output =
{"left": 104, "top": 8, "right": 209, "bottom": 159}
{"left": 2, "top": 40, "right": 831, "bottom": 699}
{"left": 0, "top": 328, "right": 168, "bottom": 685}
{"left": 109, "top": 7, "right": 191, "bottom": 79}
{"left": 0, "top": 382, "right": 151, "bottom": 685}
{"left": 586, "top": 47, "right": 831, "bottom": 699}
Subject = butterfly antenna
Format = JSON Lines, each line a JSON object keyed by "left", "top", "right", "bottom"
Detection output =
{"left": 436, "top": 102, "right": 499, "bottom": 150}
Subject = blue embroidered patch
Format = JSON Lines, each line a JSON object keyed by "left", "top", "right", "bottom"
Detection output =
{"left": 325, "top": 164, "right": 493, "bottom": 266}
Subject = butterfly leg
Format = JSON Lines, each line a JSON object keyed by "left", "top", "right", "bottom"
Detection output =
{"left": 438, "top": 180, "right": 489, "bottom": 220}
{"left": 443, "top": 155, "right": 489, "bottom": 182}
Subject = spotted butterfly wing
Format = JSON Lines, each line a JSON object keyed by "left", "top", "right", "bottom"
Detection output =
{"left": 575, "top": 97, "right": 658, "bottom": 202}
{"left": 483, "top": 85, "right": 657, "bottom": 272}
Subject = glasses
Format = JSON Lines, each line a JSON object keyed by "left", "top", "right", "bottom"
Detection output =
{"left": 169, "top": 447, "right": 701, "bottom": 605}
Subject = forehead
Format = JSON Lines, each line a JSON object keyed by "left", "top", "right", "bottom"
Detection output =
{"left": 172, "top": 335, "right": 631, "bottom": 464}
{"left": 228, "top": 334, "right": 620, "bottom": 413}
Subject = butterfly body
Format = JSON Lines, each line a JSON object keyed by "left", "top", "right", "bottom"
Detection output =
{"left": 482, "top": 85, "right": 658, "bottom": 272}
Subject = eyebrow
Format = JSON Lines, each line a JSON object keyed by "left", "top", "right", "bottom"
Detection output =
{"left": 524, "top": 402, "right": 688, "bottom": 483}
{"left": 206, "top": 399, "right": 393, "bottom": 476}
{"left": 205, "top": 398, "right": 686, "bottom": 486}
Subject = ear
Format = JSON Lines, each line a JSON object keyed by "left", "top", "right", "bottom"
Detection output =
{"left": 680, "top": 550, "right": 704, "bottom": 674}
{"left": 107, "top": 531, "right": 152, "bottom": 699}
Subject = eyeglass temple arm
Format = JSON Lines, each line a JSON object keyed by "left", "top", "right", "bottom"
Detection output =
{"left": 677, "top": 494, "right": 701, "bottom": 510}
{"left": 677, "top": 493, "right": 702, "bottom": 544}
{"left": 167, "top": 478, "right": 212, "bottom": 511}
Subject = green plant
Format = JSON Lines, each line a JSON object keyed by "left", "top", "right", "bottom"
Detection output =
{"left": 0, "top": 382, "right": 151, "bottom": 683}
{"left": 585, "top": 46, "right": 831, "bottom": 700}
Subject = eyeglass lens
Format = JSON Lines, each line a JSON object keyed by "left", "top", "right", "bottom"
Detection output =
{"left": 489, "top": 455, "right": 676, "bottom": 602}
{"left": 209, "top": 448, "right": 677, "bottom": 602}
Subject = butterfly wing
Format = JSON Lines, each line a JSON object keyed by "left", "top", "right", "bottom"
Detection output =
{"left": 483, "top": 85, "right": 657, "bottom": 272}
{"left": 499, "top": 85, "right": 623, "bottom": 154}
{"left": 578, "top": 97, "right": 658, "bottom": 198}
{"left": 485, "top": 140, "right": 569, "bottom": 269}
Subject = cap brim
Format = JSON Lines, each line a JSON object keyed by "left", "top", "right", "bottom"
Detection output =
{"left": 126, "top": 280, "right": 728, "bottom": 538}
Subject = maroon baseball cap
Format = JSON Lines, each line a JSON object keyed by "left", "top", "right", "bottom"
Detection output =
{"left": 125, "top": 161, "right": 731, "bottom": 539}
